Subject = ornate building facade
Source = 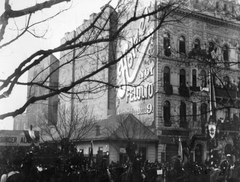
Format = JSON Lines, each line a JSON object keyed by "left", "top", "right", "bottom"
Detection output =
{"left": 24, "top": 0, "right": 240, "bottom": 163}
{"left": 155, "top": 0, "right": 240, "bottom": 163}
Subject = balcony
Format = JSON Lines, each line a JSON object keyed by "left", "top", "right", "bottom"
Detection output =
{"left": 178, "top": 86, "right": 190, "bottom": 97}
{"left": 215, "top": 86, "right": 237, "bottom": 99}
{"left": 164, "top": 84, "right": 173, "bottom": 95}
{"left": 217, "top": 117, "right": 240, "bottom": 140}
{"left": 190, "top": 86, "right": 201, "bottom": 92}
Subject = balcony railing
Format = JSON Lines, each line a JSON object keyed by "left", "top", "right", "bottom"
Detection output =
{"left": 164, "top": 84, "right": 173, "bottom": 95}
{"left": 217, "top": 118, "right": 240, "bottom": 134}
{"left": 215, "top": 86, "right": 237, "bottom": 99}
{"left": 178, "top": 86, "right": 190, "bottom": 97}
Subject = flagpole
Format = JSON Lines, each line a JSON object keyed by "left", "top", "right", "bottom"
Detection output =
{"left": 209, "top": 67, "right": 216, "bottom": 124}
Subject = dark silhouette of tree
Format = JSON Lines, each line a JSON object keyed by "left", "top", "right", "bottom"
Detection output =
{"left": 38, "top": 104, "right": 96, "bottom": 144}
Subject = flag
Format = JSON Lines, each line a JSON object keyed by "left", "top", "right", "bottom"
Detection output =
{"left": 178, "top": 137, "right": 183, "bottom": 162}
{"left": 23, "top": 130, "right": 40, "bottom": 143}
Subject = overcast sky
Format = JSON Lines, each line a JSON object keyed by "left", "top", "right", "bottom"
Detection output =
{"left": 0, "top": 0, "right": 119, "bottom": 129}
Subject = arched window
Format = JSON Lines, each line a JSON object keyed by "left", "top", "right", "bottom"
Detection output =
{"left": 180, "top": 69, "right": 186, "bottom": 87}
{"left": 164, "top": 32, "right": 171, "bottom": 57}
{"left": 216, "top": 2, "right": 219, "bottom": 9}
{"left": 164, "top": 101, "right": 171, "bottom": 126}
{"left": 223, "top": 44, "right": 229, "bottom": 67}
{"left": 194, "top": 39, "right": 200, "bottom": 50}
{"left": 164, "top": 66, "right": 170, "bottom": 85}
{"left": 200, "top": 70, "right": 207, "bottom": 88}
{"left": 179, "top": 36, "right": 186, "bottom": 55}
{"left": 223, "top": 76, "right": 230, "bottom": 88}
{"left": 180, "top": 101, "right": 187, "bottom": 128}
{"left": 223, "top": 3, "right": 227, "bottom": 11}
{"left": 192, "top": 69, "right": 197, "bottom": 88}
{"left": 192, "top": 102, "right": 197, "bottom": 122}
{"left": 200, "top": 103, "right": 207, "bottom": 134}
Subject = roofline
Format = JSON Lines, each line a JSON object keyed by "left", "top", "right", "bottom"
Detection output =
{"left": 176, "top": 7, "right": 240, "bottom": 30}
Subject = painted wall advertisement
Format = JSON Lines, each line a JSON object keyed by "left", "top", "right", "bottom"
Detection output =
{"left": 116, "top": 4, "right": 155, "bottom": 125}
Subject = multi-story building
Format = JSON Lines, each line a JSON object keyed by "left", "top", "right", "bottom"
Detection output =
{"left": 25, "top": 54, "right": 59, "bottom": 129}
{"left": 59, "top": 5, "right": 117, "bottom": 120}
{"left": 114, "top": 0, "right": 240, "bottom": 163}
{"left": 154, "top": 0, "right": 240, "bottom": 163}
{"left": 13, "top": 113, "right": 28, "bottom": 130}
{"left": 25, "top": 0, "right": 240, "bottom": 164}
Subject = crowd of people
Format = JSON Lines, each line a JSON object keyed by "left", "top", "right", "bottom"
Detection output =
{"left": 0, "top": 142, "right": 240, "bottom": 182}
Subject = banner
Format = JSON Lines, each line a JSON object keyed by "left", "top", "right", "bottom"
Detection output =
{"left": 0, "top": 130, "right": 39, "bottom": 146}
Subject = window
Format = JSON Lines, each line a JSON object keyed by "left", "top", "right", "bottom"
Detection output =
{"left": 216, "top": 2, "right": 219, "bottom": 10}
{"left": 232, "top": 6, "right": 235, "bottom": 14}
{"left": 223, "top": 4, "right": 227, "bottom": 11}
{"left": 200, "top": 103, "right": 207, "bottom": 134}
{"left": 194, "top": 39, "right": 200, "bottom": 50}
{"left": 180, "top": 69, "right": 186, "bottom": 87}
{"left": 179, "top": 36, "right": 186, "bottom": 55}
{"left": 164, "top": 66, "right": 170, "bottom": 85}
{"left": 209, "top": 42, "right": 214, "bottom": 55}
{"left": 193, "top": 102, "right": 197, "bottom": 122}
{"left": 164, "top": 32, "right": 171, "bottom": 57}
{"left": 164, "top": 101, "right": 171, "bottom": 126}
{"left": 192, "top": 69, "right": 197, "bottom": 88}
{"left": 200, "top": 103, "right": 207, "bottom": 121}
{"left": 200, "top": 70, "right": 207, "bottom": 88}
{"left": 225, "top": 107, "right": 230, "bottom": 121}
{"left": 223, "top": 44, "right": 229, "bottom": 67}
{"left": 180, "top": 101, "right": 187, "bottom": 128}
{"left": 223, "top": 76, "right": 230, "bottom": 88}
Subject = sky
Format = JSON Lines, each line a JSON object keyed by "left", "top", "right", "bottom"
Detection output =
{"left": 0, "top": 0, "right": 119, "bottom": 129}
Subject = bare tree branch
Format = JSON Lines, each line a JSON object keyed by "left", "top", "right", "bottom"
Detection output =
{"left": 0, "top": 0, "right": 71, "bottom": 42}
